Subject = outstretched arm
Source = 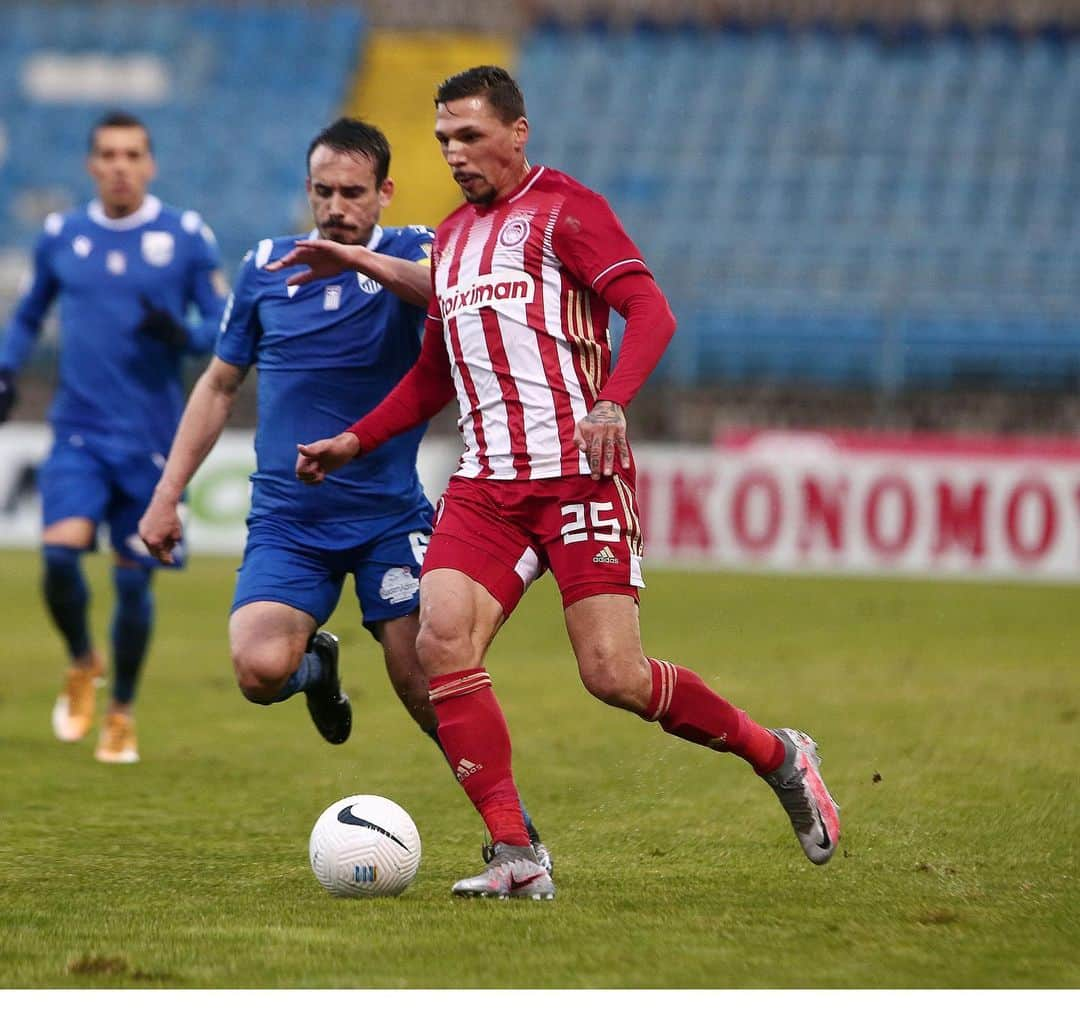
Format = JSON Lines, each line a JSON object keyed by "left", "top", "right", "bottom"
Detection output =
{"left": 266, "top": 238, "right": 432, "bottom": 308}
{"left": 139, "top": 356, "right": 248, "bottom": 562}
{"left": 296, "top": 313, "right": 454, "bottom": 485}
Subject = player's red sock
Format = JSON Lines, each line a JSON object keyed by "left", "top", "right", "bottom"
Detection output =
{"left": 645, "top": 659, "right": 785, "bottom": 774}
{"left": 428, "top": 668, "right": 531, "bottom": 847}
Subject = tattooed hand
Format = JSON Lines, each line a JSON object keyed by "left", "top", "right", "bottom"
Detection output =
{"left": 573, "top": 399, "right": 630, "bottom": 481}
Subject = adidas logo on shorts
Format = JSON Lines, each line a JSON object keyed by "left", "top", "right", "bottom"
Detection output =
{"left": 592, "top": 546, "right": 619, "bottom": 565}
{"left": 455, "top": 757, "right": 482, "bottom": 782}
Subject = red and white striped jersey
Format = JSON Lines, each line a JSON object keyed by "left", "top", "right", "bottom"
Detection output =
{"left": 429, "top": 165, "right": 651, "bottom": 480}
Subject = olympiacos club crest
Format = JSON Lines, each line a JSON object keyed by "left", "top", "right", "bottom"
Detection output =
{"left": 498, "top": 216, "right": 530, "bottom": 247}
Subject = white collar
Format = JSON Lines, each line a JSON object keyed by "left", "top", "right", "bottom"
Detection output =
{"left": 308, "top": 224, "right": 383, "bottom": 250}
{"left": 88, "top": 194, "right": 162, "bottom": 231}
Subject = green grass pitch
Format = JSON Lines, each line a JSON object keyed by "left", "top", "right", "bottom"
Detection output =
{"left": 0, "top": 547, "right": 1077, "bottom": 988}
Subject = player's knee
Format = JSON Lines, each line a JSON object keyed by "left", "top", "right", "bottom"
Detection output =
{"left": 580, "top": 664, "right": 632, "bottom": 707}
{"left": 578, "top": 651, "right": 651, "bottom": 712}
{"left": 415, "top": 620, "right": 476, "bottom": 675}
{"left": 233, "top": 647, "right": 291, "bottom": 704}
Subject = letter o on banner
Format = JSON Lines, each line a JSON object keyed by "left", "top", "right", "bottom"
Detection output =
{"left": 865, "top": 474, "right": 916, "bottom": 556}
{"left": 732, "top": 470, "right": 782, "bottom": 552}
{"left": 1005, "top": 479, "right": 1056, "bottom": 562}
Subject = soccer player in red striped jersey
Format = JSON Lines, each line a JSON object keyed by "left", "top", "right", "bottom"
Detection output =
{"left": 276, "top": 66, "right": 840, "bottom": 899}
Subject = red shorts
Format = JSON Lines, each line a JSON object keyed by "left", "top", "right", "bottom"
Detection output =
{"left": 422, "top": 470, "right": 645, "bottom": 617}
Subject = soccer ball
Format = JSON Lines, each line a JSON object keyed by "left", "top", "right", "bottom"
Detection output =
{"left": 309, "top": 794, "right": 421, "bottom": 898}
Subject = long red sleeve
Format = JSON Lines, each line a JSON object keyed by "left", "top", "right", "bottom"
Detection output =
{"left": 595, "top": 270, "right": 677, "bottom": 408}
{"left": 347, "top": 313, "right": 456, "bottom": 453}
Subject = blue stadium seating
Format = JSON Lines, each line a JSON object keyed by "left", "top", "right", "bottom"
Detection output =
{"left": 517, "top": 24, "right": 1080, "bottom": 390}
{"left": 4, "top": 10, "right": 1079, "bottom": 393}
{"left": 0, "top": 1, "right": 365, "bottom": 270}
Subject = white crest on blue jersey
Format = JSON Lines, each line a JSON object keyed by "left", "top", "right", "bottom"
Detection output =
{"left": 73, "top": 236, "right": 92, "bottom": 258}
{"left": 356, "top": 273, "right": 383, "bottom": 295}
{"left": 142, "top": 230, "right": 175, "bottom": 267}
{"left": 107, "top": 250, "right": 126, "bottom": 275}
{"left": 287, "top": 285, "right": 299, "bottom": 298}
{"left": 44, "top": 213, "right": 64, "bottom": 236}
{"left": 180, "top": 210, "right": 203, "bottom": 234}
{"left": 323, "top": 285, "right": 342, "bottom": 311}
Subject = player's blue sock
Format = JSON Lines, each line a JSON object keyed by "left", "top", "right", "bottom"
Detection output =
{"left": 42, "top": 544, "right": 92, "bottom": 659}
{"left": 426, "top": 726, "right": 539, "bottom": 837}
{"left": 111, "top": 565, "right": 154, "bottom": 705}
{"left": 271, "top": 651, "right": 324, "bottom": 703}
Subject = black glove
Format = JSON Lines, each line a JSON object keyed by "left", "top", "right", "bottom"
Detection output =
{"left": 0, "top": 367, "right": 16, "bottom": 423}
{"left": 138, "top": 296, "right": 190, "bottom": 350}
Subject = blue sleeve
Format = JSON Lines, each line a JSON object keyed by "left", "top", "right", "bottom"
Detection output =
{"left": 214, "top": 251, "right": 261, "bottom": 367}
{"left": 401, "top": 225, "right": 435, "bottom": 264}
{"left": 184, "top": 219, "right": 227, "bottom": 356}
{"left": 0, "top": 230, "right": 60, "bottom": 372}
{"left": 402, "top": 229, "right": 434, "bottom": 335}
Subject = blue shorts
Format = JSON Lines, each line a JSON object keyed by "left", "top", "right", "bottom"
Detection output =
{"left": 232, "top": 507, "right": 433, "bottom": 634}
{"left": 38, "top": 431, "right": 182, "bottom": 568}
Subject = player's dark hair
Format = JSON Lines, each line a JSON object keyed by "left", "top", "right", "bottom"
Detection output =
{"left": 88, "top": 111, "right": 152, "bottom": 152}
{"left": 306, "top": 118, "right": 391, "bottom": 186}
{"left": 435, "top": 65, "right": 526, "bottom": 124}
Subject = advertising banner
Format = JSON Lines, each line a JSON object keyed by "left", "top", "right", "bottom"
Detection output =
{"left": 636, "top": 430, "right": 1080, "bottom": 582}
{"left": 3, "top": 424, "right": 1079, "bottom": 582}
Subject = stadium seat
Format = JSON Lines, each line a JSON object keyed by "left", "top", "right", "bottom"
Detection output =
{"left": 517, "top": 22, "right": 1080, "bottom": 391}
{"left": 0, "top": 1, "right": 366, "bottom": 265}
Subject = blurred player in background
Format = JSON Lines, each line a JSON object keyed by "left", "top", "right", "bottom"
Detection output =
{"left": 0, "top": 111, "right": 226, "bottom": 763}
{"left": 138, "top": 117, "right": 550, "bottom": 871}
{"left": 286, "top": 66, "right": 840, "bottom": 899}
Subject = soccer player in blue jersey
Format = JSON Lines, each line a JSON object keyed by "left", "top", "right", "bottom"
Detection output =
{"left": 0, "top": 111, "right": 227, "bottom": 764}
{"left": 138, "top": 118, "right": 550, "bottom": 869}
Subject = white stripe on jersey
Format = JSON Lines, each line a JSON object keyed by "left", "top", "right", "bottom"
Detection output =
{"left": 442, "top": 216, "right": 513, "bottom": 478}
{"left": 494, "top": 213, "right": 562, "bottom": 476}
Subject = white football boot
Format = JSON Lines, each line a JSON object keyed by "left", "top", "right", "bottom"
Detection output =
{"left": 453, "top": 842, "right": 555, "bottom": 900}
{"left": 762, "top": 728, "right": 841, "bottom": 865}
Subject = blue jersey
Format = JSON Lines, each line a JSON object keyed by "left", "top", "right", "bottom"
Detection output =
{"left": 0, "top": 195, "right": 225, "bottom": 455}
{"left": 216, "top": 224, "right": 434, "bottom": 545}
